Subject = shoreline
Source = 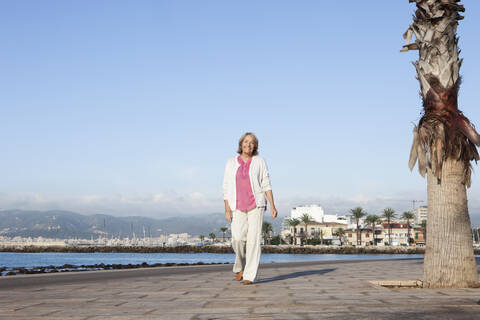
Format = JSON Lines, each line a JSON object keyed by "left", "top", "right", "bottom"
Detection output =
{"left": 0, "top": 261, "right": 231, "bottom": 277}
{"left": 2, "top": 245, "right": 478, "bottom": 277}
{"left": 0, "top": 244, "right": 461, "bottom": 254}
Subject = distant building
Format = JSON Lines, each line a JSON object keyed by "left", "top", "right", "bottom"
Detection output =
{"left": 413, "top": 227, "right": 426, "bottom": 246}
{"left": 290, "top": 205, "right": 347, "bottom": 224}
{"left": 291, "top": 205, "right": 325, "bottom": 222}
{"left": 281, "top": 217, "right": 291, "bottom": 232}
{"left": 281, "top": 205, "right": 347, "bottom": 245}
{"left": 414, "top": 206, "right": 428, "bottom": 224}
{"left": 345, "top": 228, "right": 379, "bottom": 246}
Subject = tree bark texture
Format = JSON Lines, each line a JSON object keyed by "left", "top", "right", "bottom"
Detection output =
{"left": 403, "top": 0, "right": 479, "bottom": 287}
{"left": 423, "top": 159, "right": 477, "bottom": 288}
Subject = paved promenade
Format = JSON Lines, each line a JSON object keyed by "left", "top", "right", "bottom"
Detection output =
{"left": 1, "top": 258, "right": 480, "bottom": 320}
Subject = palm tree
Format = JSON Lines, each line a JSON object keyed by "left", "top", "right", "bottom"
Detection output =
{"left": 350, "top": 207, "right": 366, "bottom": 246}
{"left": 287, "top": 218, "right": 300, "bottom": 245}
{"left": 402, "top": 211, "right": 415, "bottom": 246}
{"left": 335, "top": 228, "right": 346, "bottom": 246}
{"left": 365, "top": 214, "right": 381, "bottom": 246}
{"left": 300, "top": 213, "right": 315, "bottom": 245}
{"left": 382, "top": 208, "right": 396, "bottom": 246}
{"left": 220, "top": 227, "right": 228, "bottom": 243}
{"left": 402, "top": 0, "right": 478, "bottom": 288}
{"left": 199, "top": 235, "right": 205, "bottom": 243}
{"left": 421, "top": 220, "right": 427, "bottom": 244}
{"left": 209, "top": 233, "right": 216, "bottom": 243}
{"left": 319, "top": 229, "right": 324, "bottom": 245}
{"left": 262, "top": 221, "right": 273, "bottom": 245}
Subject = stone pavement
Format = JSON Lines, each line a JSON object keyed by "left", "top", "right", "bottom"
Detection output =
{"left": 1, "top": 258, "right": 480, "bottom": 320}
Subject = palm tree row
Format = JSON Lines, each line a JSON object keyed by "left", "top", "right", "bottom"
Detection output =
{"left": 285, "top": 207, "right": 420, "bottom": 247}
{"left": 365, "top": 214, "right": 382, "bottom": 246}
{"left": 300, "top": 213, "right": 314, "bottom": 244}
{"left": 402, "top": 211, "right": 415, "bottom": 245}
{"left": 350, "top": 207, "right": 366, "bottom": 245}
{"left": 287, "top": 218, "right": 300, "bottom": 245}
{"left": 334, "top": 228, "right": 346, "bottom": 246}
{"left": 286, "top": 214, "right": 315, "bottom": 245}
{"left": 209, "top": 233, "right": 216, "bottom": 242}
{"left": 382, "top": 208, "right": 396, "bottom": 246}
{"left": 350, "top": 207, "right": 418, "bottom": 246}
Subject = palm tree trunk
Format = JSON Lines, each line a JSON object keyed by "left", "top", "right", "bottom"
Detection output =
{"left": 305, "top": 224, "right": 308, "bottom": 245}
{"left": 356, "top": 221, "right": 361, "bottom": 246}
{"left": 402, "top": 0, "right": 479, "bottom": 288}
{"left": 407, "top": 221, "right": 410, "bottom": 246}
{"left": 423, "top": 160, "right": 478, "bottom": 288}
{"left": 388, "top": 219, "right": 391, "bottom": 245}
{"left": 372, "top": 224, "right": 376, "bottom": 246}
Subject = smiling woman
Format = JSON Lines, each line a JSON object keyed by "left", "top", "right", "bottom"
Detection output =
{"left": 222, "top": 132, "right": 278, "bottom": 285}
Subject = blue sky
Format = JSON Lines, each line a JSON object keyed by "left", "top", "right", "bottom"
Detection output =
{"left": 1, "top": 1, "right": 480, "bottom": 223}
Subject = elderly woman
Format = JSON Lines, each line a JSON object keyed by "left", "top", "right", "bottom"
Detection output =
{"left": 223, "top": 132, "right": 277, "bottom": 285}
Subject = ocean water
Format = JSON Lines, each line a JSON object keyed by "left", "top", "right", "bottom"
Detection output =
{"left": 0, "top": 252, "right": 424, "bottom": 269}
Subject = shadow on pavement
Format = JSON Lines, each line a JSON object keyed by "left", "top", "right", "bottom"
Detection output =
{"left": 257, "top": 268, "right": 336, "bottom": 283}
{"left": 413, "top": 257, "right": 480, "bottom": 264}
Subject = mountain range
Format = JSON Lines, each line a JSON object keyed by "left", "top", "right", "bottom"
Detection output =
{"left": 0, "top": 209, "right": 284, "bottom": 239}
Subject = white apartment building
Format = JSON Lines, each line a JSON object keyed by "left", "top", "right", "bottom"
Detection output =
{"left": 290, "top": 205, "right": 347, "bottom": 224}
{"left": 282, "top": 205, "right": 348, "bottom": 245}
{"left": 414, "top": 206, "right": 428, "bottom": 224}
{"left": 291, "top": 205, "right": 325, "bottom": 222}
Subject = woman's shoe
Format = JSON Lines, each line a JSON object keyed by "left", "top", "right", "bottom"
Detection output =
{"left": 235, "top": 272, "right": 243, "bottom": 281}
{"left": 243, "top": 280, "right": 253, "bottom": 285}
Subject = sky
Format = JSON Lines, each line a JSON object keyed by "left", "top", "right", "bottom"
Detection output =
{"left": 1, "top": 1, "right": 480, "bottom": 224}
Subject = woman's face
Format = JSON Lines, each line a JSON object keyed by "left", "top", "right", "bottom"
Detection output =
{"left": 241, "top": 135, "right": 255, "bottom": 156}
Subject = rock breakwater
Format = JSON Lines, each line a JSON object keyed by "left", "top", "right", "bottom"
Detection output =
{"left": 0, "top": 244, "right": 464, "bottom": 254}
{"left": 0, "top": 261, "right": 229, "bottom": 277}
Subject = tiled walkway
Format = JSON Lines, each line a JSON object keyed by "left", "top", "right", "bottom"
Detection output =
{"left": 1, "top": 258, "right": 479, "bottom": 319}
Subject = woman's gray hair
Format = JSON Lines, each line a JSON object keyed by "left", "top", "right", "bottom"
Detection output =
{"left": 237, "top": 132, "right": 259, "bottom": 156}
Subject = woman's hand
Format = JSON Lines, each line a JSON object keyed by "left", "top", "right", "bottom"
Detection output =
{"left": 271, "top": 206, "right": 278, "bottom": 219}
{"left": 225, "top": 208, "right": 233, "bottom": 222}
{"left": 265, "top": 190, "right": 277, "bottom": 219}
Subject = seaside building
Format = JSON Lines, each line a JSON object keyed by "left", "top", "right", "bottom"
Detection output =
{"left": 413, "top": 227, "right": 426, "bottom": 246}
{"left": 344, "top": 220, "right": 426, "bottom": 247}
{"left": 345, "top": 214, "right": 368, "bottom": 230}
{"left": 413, "top": 206, "right": 428, "bottom": 224}
{"left": 290, "top": 205, "right": 347, "bottom": 224}
{"left": 281, "top": 205, "right": 348, "bottom": 245}
{"left": 303, "top": 221, "right": 347, "bottom": 245}
{"left": 290, "top": 205, "right": 325, "bottom": 222}
{"left": 281, "top": 217, "right": 291, "bottom": 232}
{"left": 382, "top": 223, "right": 409, "bottom": 246}
{"left": 345, "top": 228, "right": 380, "bottom": 246}
{"left": 381, "top": 222, "right": 427, "bottom": 246}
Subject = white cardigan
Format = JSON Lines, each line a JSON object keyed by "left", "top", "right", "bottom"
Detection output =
{"left": 222, "top": 155, "right": 272, "bottom": 211}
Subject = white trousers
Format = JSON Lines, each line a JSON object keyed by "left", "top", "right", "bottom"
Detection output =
{"left": 231, "top": 207, "right": 264, "bottom": 282}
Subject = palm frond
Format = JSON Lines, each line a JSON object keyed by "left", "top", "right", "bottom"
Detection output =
{"left": 402, "top": 0, "right": 478, "bottom": 187}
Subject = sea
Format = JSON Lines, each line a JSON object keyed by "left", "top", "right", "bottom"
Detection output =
{"left": 0, "top": 252, "right": 424, "bottom": 269}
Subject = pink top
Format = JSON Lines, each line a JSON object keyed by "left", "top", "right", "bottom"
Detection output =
{"left": 236, "top": 156, "right": 256, "bottom": 212}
